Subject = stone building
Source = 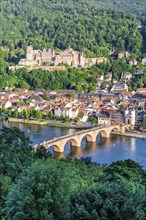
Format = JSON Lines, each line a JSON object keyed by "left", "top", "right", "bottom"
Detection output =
{"left": 129, "top": 59, "right": 137, "bottom": 66}
{"left": 111, "top": 82, "right": 128, "bottom": 92}
{"left": 98, "top": 112, "right": 111, "bottom": 126}
{"left": 19, "top": 46, "right": 107, "bottom": 68}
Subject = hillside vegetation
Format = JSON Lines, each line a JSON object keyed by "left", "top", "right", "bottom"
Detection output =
{"left": 97, "top": 0, "right": 146, "bottom": 16}
{"left": 0, "top": 0, "right": 143, "bottom": 58}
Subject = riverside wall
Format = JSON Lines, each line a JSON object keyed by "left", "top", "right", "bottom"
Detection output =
{"left": 9, "top": 65, "right": 65, "bottom": 72}
{"left": 8, "top": 117, "right": 91, "bottom": 129}
{"left": 8, "top": 117, "right": 48, "bottom": 125}
{"left": 112, "top": 131, "right": 146, "bottom": 140}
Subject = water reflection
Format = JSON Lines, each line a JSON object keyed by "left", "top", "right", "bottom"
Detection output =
{"left": 69, "top": 146, "right": 82, "bottom": 157}
{"left": 130, "top": 138, "right": 136, "bottom": 152}
{"left": 54, "top": 151, "right": 65, "bottom": 159}
{"left": 98, "top": 137, "right": 111, "bottom": 147}
{"left": 84, "top": 142, "right": 97, "bottom": 152}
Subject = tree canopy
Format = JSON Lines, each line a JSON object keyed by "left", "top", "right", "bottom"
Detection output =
{"left": 0, "top": 126, "right": 145, "bottom": 219}
{"left": 0, "top": 0, "right": 144, "bottom": 60}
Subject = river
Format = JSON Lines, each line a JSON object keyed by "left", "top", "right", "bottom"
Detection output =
{"left": 1, "top": 121, "right": 146, "bottom": 169}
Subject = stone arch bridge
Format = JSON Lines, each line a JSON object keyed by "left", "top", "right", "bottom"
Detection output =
{"left": 34, "top": 124, "right": 131, "bottom": 153}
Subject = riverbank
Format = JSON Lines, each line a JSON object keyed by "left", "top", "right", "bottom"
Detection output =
{"left": 112, "top": 131, "right": 146, "bottom": 140}
{"left": 8, "top": 117, "right": 48, "bottom": 125}
{"left": 8, "top": 117, "right": 93, "bottom": 129}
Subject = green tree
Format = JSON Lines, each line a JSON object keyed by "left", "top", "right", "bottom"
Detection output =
{"left": 33, "top": 110, "right": 43, "bottom": 120}
{"left": 20, "top": 109, "right": 26, "bottom": 119}
{"left": 0, "top": 175, "right": 11, "bottom": 219}
{"left": 90, "top": 117, "right": 98, "bottom": 124}
{"left": 6, "top": 159, "right": 70, "bottom": 220}
{"left": 12, "top": 109, "right": 18, "bottom": 118}
{"left": 0, "top": 126, "right": 33, "bottom": 181}
{"left": 69, "top": 182, "right": 145, "bottom": 220}
{"left": 74, "top": 116, "right": 80, "bottom": 123}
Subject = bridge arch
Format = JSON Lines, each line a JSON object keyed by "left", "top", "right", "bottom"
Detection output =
{"left": 70, "top": 138, "right": 80, "bottom": 147}
{"left": 110, "top": 126, "right": 120, "bottom": 134}
{"left": 62, "top": 138, "right": 81, "bottom": 155}
{"left": 97, "top": 130, "right": 109, "bottom": 138}
{"left": 125, "top": 124, "right": 132, "bottom": 131}
{"left": 65, "top": 138, "right": 80, "bottom": 148}
{"left": 80, "top": 133, "right": 95, "bottom": 143}
{"left": 47, "top": 144, "right": 61, "bottom": 153}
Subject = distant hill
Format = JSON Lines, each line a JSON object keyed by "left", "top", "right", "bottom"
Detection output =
{"left": 97, "top": 0, "right": 146, "bottom": 16}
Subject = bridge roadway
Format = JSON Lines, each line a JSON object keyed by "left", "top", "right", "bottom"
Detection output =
{"left": 39, "top": 126, "right": 105, "bottom": 145}
{"left": 34, "top": 124, "right": 130, "bottom": 153}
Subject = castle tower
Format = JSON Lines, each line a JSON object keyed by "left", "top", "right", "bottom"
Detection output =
{"left": 79, "top": 51, "right": 84, "bottom": 67}
{"left": 26, "top": 45, "right": 33, "bottom": 61}
{"left": 52, "top": 48, "right": 55, "bottom": 59}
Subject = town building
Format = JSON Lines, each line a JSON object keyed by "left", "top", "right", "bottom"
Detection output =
{"left": 111, "top": 82, "right": 128, "bottom": 92}
{"left": 110, "top": 110, "right": 123, "bottom": 125}
{"left": 121, "top": 72, "right": 132, "bottom": 81}
{"left": 143, "top": 112, "right": 146, "bottom": 124}
{"left": 129, "top": 59, "right": 137, "bottom": 66}
{"left": 136, "top": 88, "right": 146, "bottom": 95}
{"left": 136, "top": 70, "right": 144, "bottom": 76}
{"left": 98, "top": 112, "right": 111, "bottom": 126}
{"left": 142, "top": 58, "right": 146, "bottom": 65}
{"left": 105, "top": 72, "right": 112, "bottom": 82}
{"left": 118, "top": 51, "right": 130, "bottom": 59}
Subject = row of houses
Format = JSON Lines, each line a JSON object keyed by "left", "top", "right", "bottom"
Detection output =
{"left": 0, "top": 88, "right": 146, "bottom": 125}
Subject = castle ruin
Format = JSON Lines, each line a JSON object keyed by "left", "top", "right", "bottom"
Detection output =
{"left": 19, "top": 46, "right": 107, "bottom": 68}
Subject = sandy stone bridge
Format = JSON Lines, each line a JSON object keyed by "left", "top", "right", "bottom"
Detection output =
{"left": 34, "top": 124, "right": 131, "bottom": 153}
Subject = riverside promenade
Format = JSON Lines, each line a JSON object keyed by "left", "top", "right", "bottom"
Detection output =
{"left": 8, "top": 117, "right": 93, "bottom": 129}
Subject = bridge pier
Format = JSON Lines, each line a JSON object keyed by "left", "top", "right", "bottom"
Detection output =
{"left": 119, "top": 125, "right": 125, "bottom": 134}
{"left": 71, "top": 143, "right": 80, "bottom": 148}
{"left": 101, "top": 131, "right": 110, "bottom": 138}
{"left": 86, "top": 136, "right": 97, "bottom": 143}
{"left": 70, "top": 139, "right": 80, "bottom": 148}
{"left": 53, "top": 145, "right": 64, "bottom": 153}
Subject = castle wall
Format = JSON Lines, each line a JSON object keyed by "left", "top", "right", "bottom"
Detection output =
{"left": 18, "top": 46, "right": 107, "bottom": 68}
{"left": 96, "top": 57, "right": 107, "bottom": 64}
{"left": 9, "top": 65, "right": 66, "bottom": 72}
{"left": 42, "top": 49, "right": 54, "bottom": 62}
{"left": 54, "top": 55, "right": 73, "bottom": 66}
{"left": 19, "top": 59, "right": 38, "bottom": 66}
{"left": 26, "top": 46, "right": 34, "bottom": 61}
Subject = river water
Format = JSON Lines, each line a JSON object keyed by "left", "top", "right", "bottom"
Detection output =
{"left": 1, "top": 121, "right": 146, "bottom": 169}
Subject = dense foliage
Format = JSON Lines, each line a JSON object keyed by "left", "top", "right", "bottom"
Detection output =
{"left": 97, "top": 0, "right": 146, "bottom": 16}
{"left": 0, "top": 0, "right": 144, "bottom": 59}
{"left": 0, "top": 126, "right": 146, "bottom": 219}
{"left": 0, "top": 61, "right": 146, "bottom": 92}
